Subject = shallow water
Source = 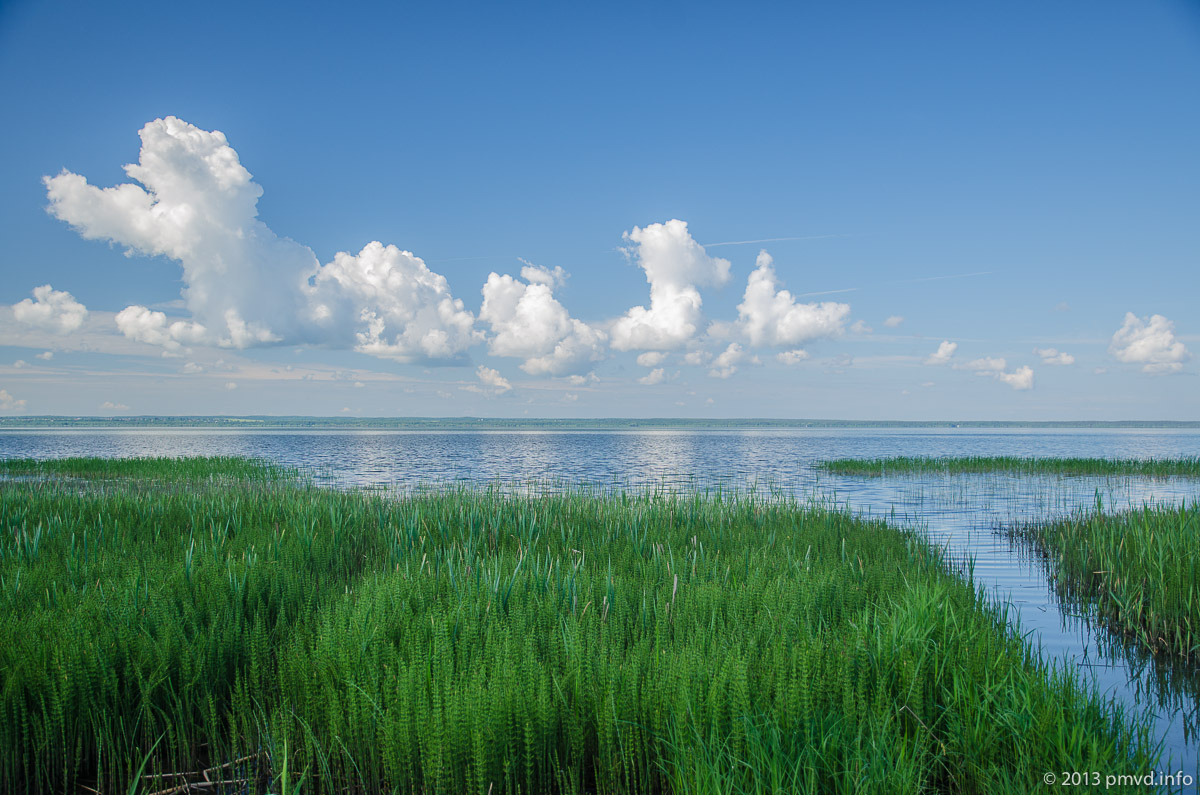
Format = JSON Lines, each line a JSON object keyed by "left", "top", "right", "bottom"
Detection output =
{"left": 4, "top": 426, "right": 1200, "bottom": 782}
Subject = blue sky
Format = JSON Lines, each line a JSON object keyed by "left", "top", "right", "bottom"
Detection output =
{"left": 1, "top": 0, "right": 1197, "bottom": 419}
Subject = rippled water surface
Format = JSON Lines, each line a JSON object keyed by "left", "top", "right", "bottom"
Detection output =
{"left": 4, "top": 427, "right": 1200, "bottom": 780}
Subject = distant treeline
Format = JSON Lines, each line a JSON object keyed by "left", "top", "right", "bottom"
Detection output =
{"left": 2, "top": 416, "right": 1198, "bottom": 430}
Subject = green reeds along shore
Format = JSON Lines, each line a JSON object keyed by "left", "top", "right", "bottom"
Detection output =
{"left": 817, "top": 455, "right": 1200, "bottom": 478}
{"left": 1010, "top": 502, "right": 1200, "bottom": 663}
{"left": 0, "top": 457, "right": 1159, "bottom": 794}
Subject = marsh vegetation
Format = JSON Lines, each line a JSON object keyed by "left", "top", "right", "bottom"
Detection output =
{"left": 0, "top": 457, "right": 1162, "bottom": 793}
{"left": 818, "top": 456, "right": 1200, "bottom": 479}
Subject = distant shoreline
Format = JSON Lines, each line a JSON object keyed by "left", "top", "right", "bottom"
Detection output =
{"left": 2, "top": 416, "right": 1199, "bottom": 430}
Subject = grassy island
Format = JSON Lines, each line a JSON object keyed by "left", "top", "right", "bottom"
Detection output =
{"left": 0, "top": 457, "right": 1158, "bottom": 794}
{"left": 817, "top": 456, "right": 1200, "bottom": 478}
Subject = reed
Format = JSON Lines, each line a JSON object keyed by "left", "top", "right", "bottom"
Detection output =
{"left": 0, "top": 458, "right": 1160, "bottom": 793}
{"left": 1010, "top": 502, "right": 1200, "bottom": 663}
{"left": 817, "top": 456, "right": 1200, "bottom": 478}
{"left": 0, "top": 455, "right": 295, "bottom": 482}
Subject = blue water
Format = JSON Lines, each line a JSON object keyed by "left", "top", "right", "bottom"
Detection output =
{"left": 3, "top": 426, "right": 1200, "bottom": 784}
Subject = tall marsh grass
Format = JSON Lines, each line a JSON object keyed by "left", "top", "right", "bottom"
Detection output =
{"left": 1011, "top": 502, "right": 1200, "bottom": 663}
{"left": 818, "top": 456, "right": 1200, "bottom": 478}
{"left": 0, "top": 458, "right": 1160, "bottom": 793}
{"left": 0, "top": 455, "right": 295, "bottom": 483}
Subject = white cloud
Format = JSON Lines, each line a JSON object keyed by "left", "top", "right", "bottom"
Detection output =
{"left": 735, "top": 251, "right": 849, "bottom": 347}
{"left": 849, "top": 320, "right": 873, "bottom": 334}
{"left": 610, "top": 219, "right": 731, "bottom": 351}
{"left": 12, "top": 285, "right": 88, "bottom": 334}
{"left": 920, "top": 381, "right": 935, "bottom": 388}
{"left": 115, "top": 305, "right": 207, "bottom": 351}
{"left": 13, "top": 360, "right": 29, "bottom": 369}
{"left": 883, "top": 315, "right": 904, "bottom": 328}
{"left": 0, "top": 389, "right": 26, "bottom": 411}
{"left": 36, "top": 351, "right": 53, "bottom": 361}
{"left": 776, "top": 349, "right": 809, "bottom": 365}
{"left": 313, "top": 241, "right": 480, "bottom": 362}
{"left": 478, "top": 267, "right": 604, "bottom": 375}
{"left": 1109, "top": 312, "right": 1191, "bottom": 374}
{"left": 997, "top": 366, "right": 1034, "bottom": 390}
{"left": 925, "top": 341, "right": 957, "bottom": 365}
{"left": 638, "top": 367, "right": 666, "bottom": 385}
{"left": 45, "top": 117, "right": 478, "bottom": 360}
{"left": 519, "top": 261, "right": 566, "bottom": 288}
{"left": 100, "top": 401, "right": 130, "bottom": 410}
{"left": 473, "top": 365, "right": 512, "bottom": 394}
{"left": 682, "top": 349, "right": 712, "bottom": 366}
{"left": 565, "top": 372, "right": 598, "bottom": 386}
{"left": 958, "top": 355, "right": 1034, "bottom": 390}
{"left": 182, "top": 362, "right": 204, "bottom": 374}
{"left": 563, "top": 393, "right": 579, "bottom": 402}
{"left": 1033, "top": 347, "right": 1075, "bottom": 366}
{"left": 636, "top": 351, "right": 666, "bottom": 367}
{"left": 962, "top": 356, "right": 1006, "bottom": 373}
{"left": 708, "top": 343, "right": 744, "bottom": 379}
{"left": 225, "top": 381, "right": 237, "bottom": 390}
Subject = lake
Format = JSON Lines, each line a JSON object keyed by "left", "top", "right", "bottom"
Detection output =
{"left": 3, "top": 426, "right": 1200, "bottom": 779}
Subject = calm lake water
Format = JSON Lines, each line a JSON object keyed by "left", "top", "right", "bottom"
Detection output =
{"left": 3, "top": 427, "right": 1200, "bottom": 781}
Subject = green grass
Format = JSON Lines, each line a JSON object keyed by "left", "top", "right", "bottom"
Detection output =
{"left": 0, "top": 458, "right": 1160, "bottom": 794}
{"left": 1010, "top": 502, "right": 1200, "bottom": 663}
{"left": 0, "top": 455, "right": 294, "bottom": 482}
{"left": 817, "top": 456, "right": 1200, "bottom": 478}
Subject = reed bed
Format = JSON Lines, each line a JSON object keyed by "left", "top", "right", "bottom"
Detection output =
{"left": 0, "top": 455, "right": 295, "bottom": 483}
{"left": 1010, "top": 502, "right": 1200, "bottom": 663}
{"left": 817, "top": 456, "right": 1200, "bottom": 478}
{"left": 0, "top": 458, "right": 1160, "bottom": 794}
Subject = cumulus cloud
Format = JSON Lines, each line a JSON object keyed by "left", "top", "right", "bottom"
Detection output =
{"left": 468, "top": 365, "right": 512, "bottom": 394}
{"left": 565, "top": 372, "right": 598, "bottom": 386}
{"left": 610, "top": 219, "right": 731, "bottom": 351}
{"left": 776, "top": 349, "right": 810, "bottom": 365}
{"left": 45, "top": 117, "right": 477, "bottom": 361}
{"left": 638, "top": 368, "right": 666, "bottom": 385}
{"left": 12, "top": 285, "right": 88, "bottom": 334}
{"left": 478, "top": 265, "right": 604, "bottom": 375}
{"left": 36, "top": 351, "right": 53, "bottom": 361}
{"left": 313, "top": 241, "right": 479, "bottom": 361}
{"left": 13, "top": 360, "right": 29, "bottom": 369}
{"left": 849, "top": 320, "right": 873, "bottom": 334}
{"left": 519, "top": 261, "right": 566, "bottom": 287}
{"left": 734, "top": 251, "right": 849, "bottom": 347}
{"left": 682, "top": 349, "right": 712, "bottom": 366}
{"left": 115, "top": 305, "right": 207, "bottom": 351}
{"left": 925, "top": 341, "right": 957, "bottom": 365}
{"left": 636, "top": 351, "right": 666, "bottom": 367}
{"left": 1109, "top": 312, "right": 1191, "bottom": 374}
{"left": 709, "top": 343, "right": 744, "bottom": 379}
{"left": 100, "top": 400, "right": 130, "bottom": 410}
{"left": 957, "top": 355, "right": 1034, "bottom": 390}
{"left": 225, "top": 381, "right": 237, "bottom": 390}
{"left": 1033, "top": 347, "right": 1075, "bottom": 366}
{"left": 0, "top": 389, "right": 27, "bottom": 411}
{"left": 997, "top": 366, "right": 1034, "bottom": 390}
{"left": 883, "top": 315, "right": 904, "bottom": 328}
